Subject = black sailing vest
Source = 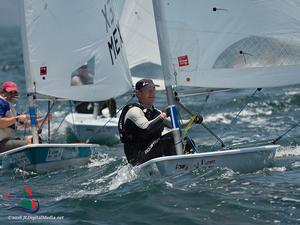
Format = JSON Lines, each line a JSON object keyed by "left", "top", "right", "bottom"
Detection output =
{"left": 118, "top": 103, "right": 164, "bottom": 144}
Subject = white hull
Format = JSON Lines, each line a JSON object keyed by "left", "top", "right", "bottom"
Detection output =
{"left": 65, "top": 113, "right": 120, "bottom": 145}
{"left": 0, "top": 143, "right": 99, "bottom": 173}
{"left": 136, "top": 145, "right": 278, "bottom": 176}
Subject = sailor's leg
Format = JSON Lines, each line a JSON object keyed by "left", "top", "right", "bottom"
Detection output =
{"left": 0, "top": 139, "right": 27, "bottom": 153}
{"left": 159, "top": 132, "right": 177, "bottom": 156}
{"left": 138, "top": 138, "right": 164, "bottom": 163}
{"left": 108, "top": 98, "right": 117, "bottom": 117}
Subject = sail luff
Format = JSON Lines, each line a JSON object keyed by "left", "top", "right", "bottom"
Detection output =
{"left": 20, "top": 0, "right": 33, "bottom": 94}
{"left": 152, "top": 0, "right": 175, "bottom": 87}
{"left": 20, "top": 0, "right": 40, "bottom": 143}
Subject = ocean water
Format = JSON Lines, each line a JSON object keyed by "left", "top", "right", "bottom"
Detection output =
{"left": 0, "top": 27, "right": 300, "bottom": 225}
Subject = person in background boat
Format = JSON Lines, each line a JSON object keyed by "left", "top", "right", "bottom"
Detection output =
{"left": 74, "top": 98, "right": 117, "bottom": 117}
{"left": 71, "top": 64, "right": 116, "bottom": 117}
{"left": 0, "top": 81, "right": 51, "bottom": 153}
{"left": 118, "top": 79, "right": 197, "bottom": 166}
{"left": 71, "top": 64, "right": 94, "bottom": 86}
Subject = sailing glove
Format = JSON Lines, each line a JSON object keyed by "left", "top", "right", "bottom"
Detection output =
{"left": 194, "top": 114, "right": 203, "bottom": 124}
{"left": 163, "top": 107, "right": 171, "bottom": 117}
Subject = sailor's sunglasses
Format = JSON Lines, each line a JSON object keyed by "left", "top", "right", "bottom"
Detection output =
{"left": 4, "top": 90, "right": 19, "bottom": 96}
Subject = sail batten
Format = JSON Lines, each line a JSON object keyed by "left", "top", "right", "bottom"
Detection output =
{"left": 21, "top": 0, "right": 132, "bottom": 101}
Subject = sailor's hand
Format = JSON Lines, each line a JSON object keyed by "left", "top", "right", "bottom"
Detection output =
{"left": 194, "top": 114, "right": 203, "bottom": 124}
{"left": 163, "top": 107, "right": 171, "bottom": 117}
{"left": 160, "top": 112, "right": 167, "bottom": 120}
{"left": 45, "top": 113, "right": 52, "bottom": 121}
{"left": 17, "top": 114, "right": 29, "bottom": 123}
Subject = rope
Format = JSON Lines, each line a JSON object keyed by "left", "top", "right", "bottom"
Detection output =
{"left": 230, "top": 88, "right": 261, "bottom": 126}
{"left": 38, "top": 100, "right": 56, "bottom": 133}
{"left": 272, "top": 120, "right": 300, "bottom": 144}
{"left": 179, "top": 93, "right": 212, "bottom": 151}
{"left": 185, "top": 135, "right": 197, "bottom": 152}
{"left": 198, "top": 94, "right": 210, "bottom": 114}
{"left": 51, "top": 101, "right": 73, "bottom": 134}
{"left": 176, "top": 108, "right": 197, "bottom": 152}
{"left": 182, "top": 114, "right": 197, "bottom": 137}
{"left": 22, "top": 120, "right": 27, "bottom": 139}
{"left": 210, "top": 88, "right": 262, "bottom": 150}
{"left": 69, "top": 101, "right": 77, "bottom": 133}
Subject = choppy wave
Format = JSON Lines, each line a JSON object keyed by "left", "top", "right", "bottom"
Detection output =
{"left": 275, "top": 146, "right": 300, "bottom": 157}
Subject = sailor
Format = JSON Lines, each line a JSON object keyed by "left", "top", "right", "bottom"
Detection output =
{"left": 71, "top": 64, "right": 94, "bottom": 86}
{"left": 72, "top": 65, "right": 117, "bottom": 117}
{"left": 118, "top": 79, "right": 179, "bottom": 165}
{"left": 0, "top": 81, "right": 51, "bottom": 152}
{"left": 74, "top": 98, "right": 117, "bottom": 117}
{"left": 0, "top": 81, "right": 30, "bottom": 152}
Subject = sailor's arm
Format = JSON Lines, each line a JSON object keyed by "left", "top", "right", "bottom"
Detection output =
{"left": 0, "top": 114, "right": 29, "bottom": 128}
{"left": 162, "top": 109, "right": 203, "bottom": 128}
{"left": 125, "top": 107, "right": 165, "bottom": 135}
{"left": 36, "top": 114, "right": 52, "bottom": 126}
{"left": 22, "top": 114, "right": 52, "bottom": 128}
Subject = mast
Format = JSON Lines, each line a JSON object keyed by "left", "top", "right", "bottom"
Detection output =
{"left": 28, "top": 94, "right": 39, "bottom": 144}
{"left": 152, "top": 0, "right": 183, "bottom": 155}
{"left": 20, "top": 0, "right": 39, "bottom": 144}
{"left": 93, "top": 102, "right": 99, "bottom": 119}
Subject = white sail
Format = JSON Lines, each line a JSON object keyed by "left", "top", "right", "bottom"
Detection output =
{"left": 120, "top": 0, "right": 160, "bottom": 68}
{"left": 154, "top": 0, "right": 300, "bottom": 88}
{"left": 20, "top": 0, "right": 132, "bottom": 101}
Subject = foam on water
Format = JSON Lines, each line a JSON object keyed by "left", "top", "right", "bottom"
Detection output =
{"left": 275, "top": 146, "right": 300, "bottom": 157}
{"left": 266, "top": 166, "right": 287, "bottom": 172}
{"left": 204, "top": 112, "right": 232, "bottom": 124}
{"left": 281, "top": 197, "right": 300, "bottom": 203}
{"left": 108, "top": 163, "right": 138, "bottom": 191}
{"left": 87, "top": 154, "right": 116, "bottom": 168}
{"left": 285, "top": 89, "right": 300, "bottom": 96}
{"left": 291, "top": 161, "right": 300, "bottom": 168}
{"left": 55, "top": 159, "right": 139, "bottom": 202}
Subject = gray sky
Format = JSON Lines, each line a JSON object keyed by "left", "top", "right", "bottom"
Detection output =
{"left": 0, "top": 0, "right": 20, "bottom": 27}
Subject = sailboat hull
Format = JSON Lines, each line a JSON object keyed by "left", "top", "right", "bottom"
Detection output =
{"left": 136, "top": 145, "right": 278, "bottom": 176}
{"left": 65, "top": 113, "right": 119, "bottom": 145}
{"left": 0, "top": 143, "right": 99, "bottom": 173}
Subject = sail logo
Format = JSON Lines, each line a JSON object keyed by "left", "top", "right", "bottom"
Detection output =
{"left": 107, "top": 22, "right": 124, "bottom": 65}
{"left": 40, "top": 66, "right": 47, "bottom": 76}
{"left": 175, "top": 163, "right": 189, "bottom": 170}
{"left": 2, "top": 184, "right": 41, "bottom": 214}
{"left": 178, "top": 55, "right": 189, "bottom": 67}
{"left": 102, "top": 1, "right": 124, "bottom": 65}
{"left": 40, "top": 66, "right": 47, "bottom": 80}
{"left": 101, "top": 1, "right": 115, "bottom": 33}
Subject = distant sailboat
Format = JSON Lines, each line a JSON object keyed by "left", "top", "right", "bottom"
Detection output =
{"left": 0, "top": 0, "right": 131, "bottom": 172}
{"left": 136, "top": 0, "right": 300, "bottom": 176}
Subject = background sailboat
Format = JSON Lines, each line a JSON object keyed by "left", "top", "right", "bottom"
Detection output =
{"left": 136, "top": 0, "right": 300, "bottom": 176}
{"left": 0, "top": 0, "right": 131, "bottom": 172}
